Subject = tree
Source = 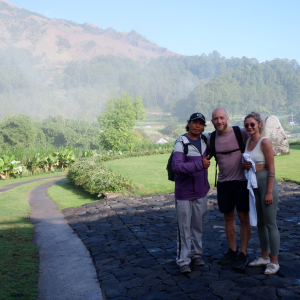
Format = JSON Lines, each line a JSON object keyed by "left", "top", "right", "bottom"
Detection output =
{"left": 98, "top": 93, "right": 145, "bottom": 150}
{"left": 0, "top": 115, "right": 39, "bottom": 150}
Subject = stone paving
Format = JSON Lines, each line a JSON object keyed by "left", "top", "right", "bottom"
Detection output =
{"left": 63, "top": 182, "right": 300, "bottom": 300}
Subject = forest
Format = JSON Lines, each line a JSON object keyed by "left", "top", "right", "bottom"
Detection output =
{"left": 0, "top": 48, "right": 299, "bottom": 123}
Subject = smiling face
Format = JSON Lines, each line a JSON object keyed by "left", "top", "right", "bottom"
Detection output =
{"left": 188, "top": 119, "right": 205, "bottom": 138}
{"left": 211, "top": 108, "right": 229, "bottom": 133}
{"left": 244, "top": 117, "right": 261, "bottom": 135}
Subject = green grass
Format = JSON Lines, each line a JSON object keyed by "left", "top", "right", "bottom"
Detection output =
{"left": 105, "top": 145, "right": 300, "bottom": 194}
{"left": 273, "top": 145, "right": 300, "bottom": 184}
{"left": 105, "top": 154, "right": 217, "bottom": 195}
{"left": 47, "top": 180, "right": 99, "bottom": 210}
{"left": 0, "top": 179, "right": 61, "bottom": 300}
{"left": 0, "top": 171, "right": 67, "bottom": 188}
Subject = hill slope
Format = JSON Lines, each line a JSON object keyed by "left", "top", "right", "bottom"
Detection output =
{"left": 0, "top": 0, "right": 180, "bottom": 68}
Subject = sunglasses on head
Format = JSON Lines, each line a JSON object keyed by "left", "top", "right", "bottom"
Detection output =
{"left": 244, "top": 122, "right": 256, "bottom": 128}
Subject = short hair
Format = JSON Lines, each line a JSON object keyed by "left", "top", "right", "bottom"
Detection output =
{"left": 244, "top": 111, "right": 264, "bottom": 134}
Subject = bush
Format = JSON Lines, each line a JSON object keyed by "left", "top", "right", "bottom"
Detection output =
{"left": 67, "top": 156, "right": 134, "bottom": 194}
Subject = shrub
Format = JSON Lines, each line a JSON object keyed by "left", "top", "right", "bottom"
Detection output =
{"left": 67, "top": 156, "right": 134, "bottom": 194}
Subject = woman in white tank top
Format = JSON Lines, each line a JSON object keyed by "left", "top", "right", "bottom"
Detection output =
{"left": 243, "top": 112, "right": 280, "bottom": 275}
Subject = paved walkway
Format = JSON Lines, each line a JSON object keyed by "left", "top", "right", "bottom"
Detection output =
{"left": 63, "top": 182, "right": 300, "bottom": 300}
{"left": 28, "top": 180, "right": 104, "bottom": 300}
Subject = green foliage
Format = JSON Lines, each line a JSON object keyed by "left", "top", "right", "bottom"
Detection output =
{"left": 0, "top": 48, "right": 299, "bottom": 120}
{"left": 68, "top": 156, "right": 134, "bottom": 194}
{"left": 173, "top": 58, "right": 300, "bottom": 119}
{"left": 160, "top": 117, "right": 183, "bottom": 138}
{"left": 98, "top": 93, "right": 146, "bottom": 150}
{"left": 0, "top": 115, "right": 38, "bottom": 150}
{"left": 0, "top": 155, "right": 23, "bottom": 179}
{"left": 37, "top": 116, "right": 99, "bottom": 149}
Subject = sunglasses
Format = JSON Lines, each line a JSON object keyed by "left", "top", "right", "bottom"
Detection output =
{"left": 244, "top": 123, "right": 256, "bottom": 128}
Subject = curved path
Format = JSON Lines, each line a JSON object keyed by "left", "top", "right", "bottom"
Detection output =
{"left": 63, "top": 182, "right": 300, "bottom": 300}
{"left": 1, "top": 176, "right": 104, "bottom": 300}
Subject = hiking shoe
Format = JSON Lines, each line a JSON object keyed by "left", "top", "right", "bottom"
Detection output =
{"left": 180, "top": 265, "right": 191, "bottom": 273}
{"left": 233, "top": 252, "right": 248, "bottom": 270}
{"left": 248, "top": 257, "right": 270, "bottom": 267}
{"left": 192, "top": 257, "right": 205, "bottom": 266}
{"left": 218, "top": 248, "right": 238, "bottom": 265}
{"left": 264, "top": 263, "right": 280, "bottom": 275}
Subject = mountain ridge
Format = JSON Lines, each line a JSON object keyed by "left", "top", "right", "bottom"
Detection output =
{"left": 0, "top": 0, "right": 180, "bottom": 68}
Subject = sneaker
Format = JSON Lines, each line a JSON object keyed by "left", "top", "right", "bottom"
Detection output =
{"left": 192, "top": 257, "right": 205, "bottom": 266}
{"left": 264, "top": 263, "right": 280, "bottom": 275}
{"left": 248, "top": 257, "right": 270, "bottom": 267}
{"left": 180, "top": 265, "right": 191, "bottom": 273}
{"left": 218, "top": 248, "right": 238, "bottom": 265}
{"left": 233, "top": 252, "right": 248, "bottom": 269}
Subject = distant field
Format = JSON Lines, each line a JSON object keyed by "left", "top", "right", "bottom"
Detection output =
{"left": 105, "top": 145, "right": 300, "bottom": 195}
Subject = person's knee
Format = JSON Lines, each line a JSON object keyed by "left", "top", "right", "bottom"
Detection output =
{"left": 224, "top": 211, "right": 235, "bottom": 223}
{"left": 237, "top": 211, "right": 250, "bottom": 225}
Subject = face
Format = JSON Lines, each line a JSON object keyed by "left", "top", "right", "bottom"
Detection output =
{"left": 211, "top": 109, "right": 229, "bottom": 133}
{"left": 188, "top": 119, "right": 205, "bottom": 136}
{"left": 244, "top": 117, "right": 261, "bottom": 135}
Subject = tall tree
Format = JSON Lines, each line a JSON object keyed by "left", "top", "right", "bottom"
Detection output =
{"left": 98, "top": 93, "right": 145, "bottom": 150}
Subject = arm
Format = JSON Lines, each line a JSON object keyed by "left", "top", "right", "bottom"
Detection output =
{"left": 261, "top": 138, "right": 275, "bottom": 205}
{"left": 172, "top": 143, "right": 206, "bottom": 175}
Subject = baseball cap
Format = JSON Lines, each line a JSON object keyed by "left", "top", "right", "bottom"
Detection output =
{"left": 188, "top": 113, "right": 206, "bottom": 123}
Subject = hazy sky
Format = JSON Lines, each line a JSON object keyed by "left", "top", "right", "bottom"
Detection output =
{"left": 9, "top": 0, "right": 300, "bottom": 63}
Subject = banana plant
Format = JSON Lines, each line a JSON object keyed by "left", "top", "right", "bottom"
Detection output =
{"left": 57, "top": 149, "right": 76, "bottom": 170}
{"left": 0, "top": 155, "right": 22, "bottom": 179}
{"left": 46, "top": 155, "right": 59, "bottom": 172}
{"left": 27, "top": 153, "right": 41, "bottom": 175}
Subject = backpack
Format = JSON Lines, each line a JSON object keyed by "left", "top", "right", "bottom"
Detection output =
{"left": 167, "top": 134, "right": 208, "bottom": 181}
{"left": 209, "top": 126, "right": 245, "bottom": 187}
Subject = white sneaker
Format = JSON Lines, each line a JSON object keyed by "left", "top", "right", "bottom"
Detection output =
{"left": 264, "top": 263, "right": 280, "bottom": 275}
{"left": 248, "top": 257, "right": 270, "bottom": 267}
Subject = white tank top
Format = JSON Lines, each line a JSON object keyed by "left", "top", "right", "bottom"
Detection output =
{"left": 244, "top": 137, "right": 266, "bottom": 164}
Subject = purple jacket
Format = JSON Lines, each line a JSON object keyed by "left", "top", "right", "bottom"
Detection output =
{"left": 172, "top": 134, "right": 210, "bottom": 200}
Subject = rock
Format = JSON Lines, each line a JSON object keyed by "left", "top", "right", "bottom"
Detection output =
{"left": 263, "top": 115, "right": 289, "bottom": 155}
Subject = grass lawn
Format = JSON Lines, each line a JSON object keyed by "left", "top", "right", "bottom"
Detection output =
{"left": 105, "top": 154, "right": 217, "bottom": 195}
{"left": 47, "top": 180, "right": 99, "bottom": 210}
{"left": 0, "top": 178, "right": 62, "bottom": 300}
{"left": 105, "top": 145, "right": 300, "bottom": 195}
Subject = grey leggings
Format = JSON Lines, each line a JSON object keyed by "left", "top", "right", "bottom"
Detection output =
{"left": 254, "top": 169, "right": 280, "bottom": 256}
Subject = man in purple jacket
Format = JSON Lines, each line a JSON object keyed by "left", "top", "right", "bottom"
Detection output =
{"left": 172, "top": 112, "right": 210, "bottom": 273}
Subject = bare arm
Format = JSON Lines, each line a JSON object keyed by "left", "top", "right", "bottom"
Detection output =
{"left": 261, "top": 138, "right": 275, "bottom": 205}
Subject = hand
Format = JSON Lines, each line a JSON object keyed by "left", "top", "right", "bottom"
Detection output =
{"left": 265, "top": 192, "right": 273, "bottom": 205}
{"left": 242, "top": 161, "right": 252, "bottom": 170}
{"left": 203, "top": 155, "right": 210, "bottom": 169}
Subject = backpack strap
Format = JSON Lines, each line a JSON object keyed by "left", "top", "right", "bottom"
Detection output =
{"left": 232, "top": 126, "right": 245, "bottom": 153}
{"left": 183, "top": 142, "right": 188, "bottom": 156}
{"left": 200, "top": 134, "right": 207, "bottom": 144}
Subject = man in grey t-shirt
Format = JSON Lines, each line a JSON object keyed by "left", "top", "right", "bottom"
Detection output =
{"left": 207, "top": 108, "right": 250, "bottom": 270}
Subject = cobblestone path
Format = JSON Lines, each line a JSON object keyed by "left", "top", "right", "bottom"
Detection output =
{"left": 63, "top": 182, "right": 300, "bottom": 300}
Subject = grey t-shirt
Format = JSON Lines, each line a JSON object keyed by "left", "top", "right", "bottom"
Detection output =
{"left": 207, "top": 127, "right": 249, "bottom": 182}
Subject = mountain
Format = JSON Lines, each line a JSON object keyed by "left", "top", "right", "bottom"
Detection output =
{"left": 0, "top": 0, "right": 180, "bottom": 68}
